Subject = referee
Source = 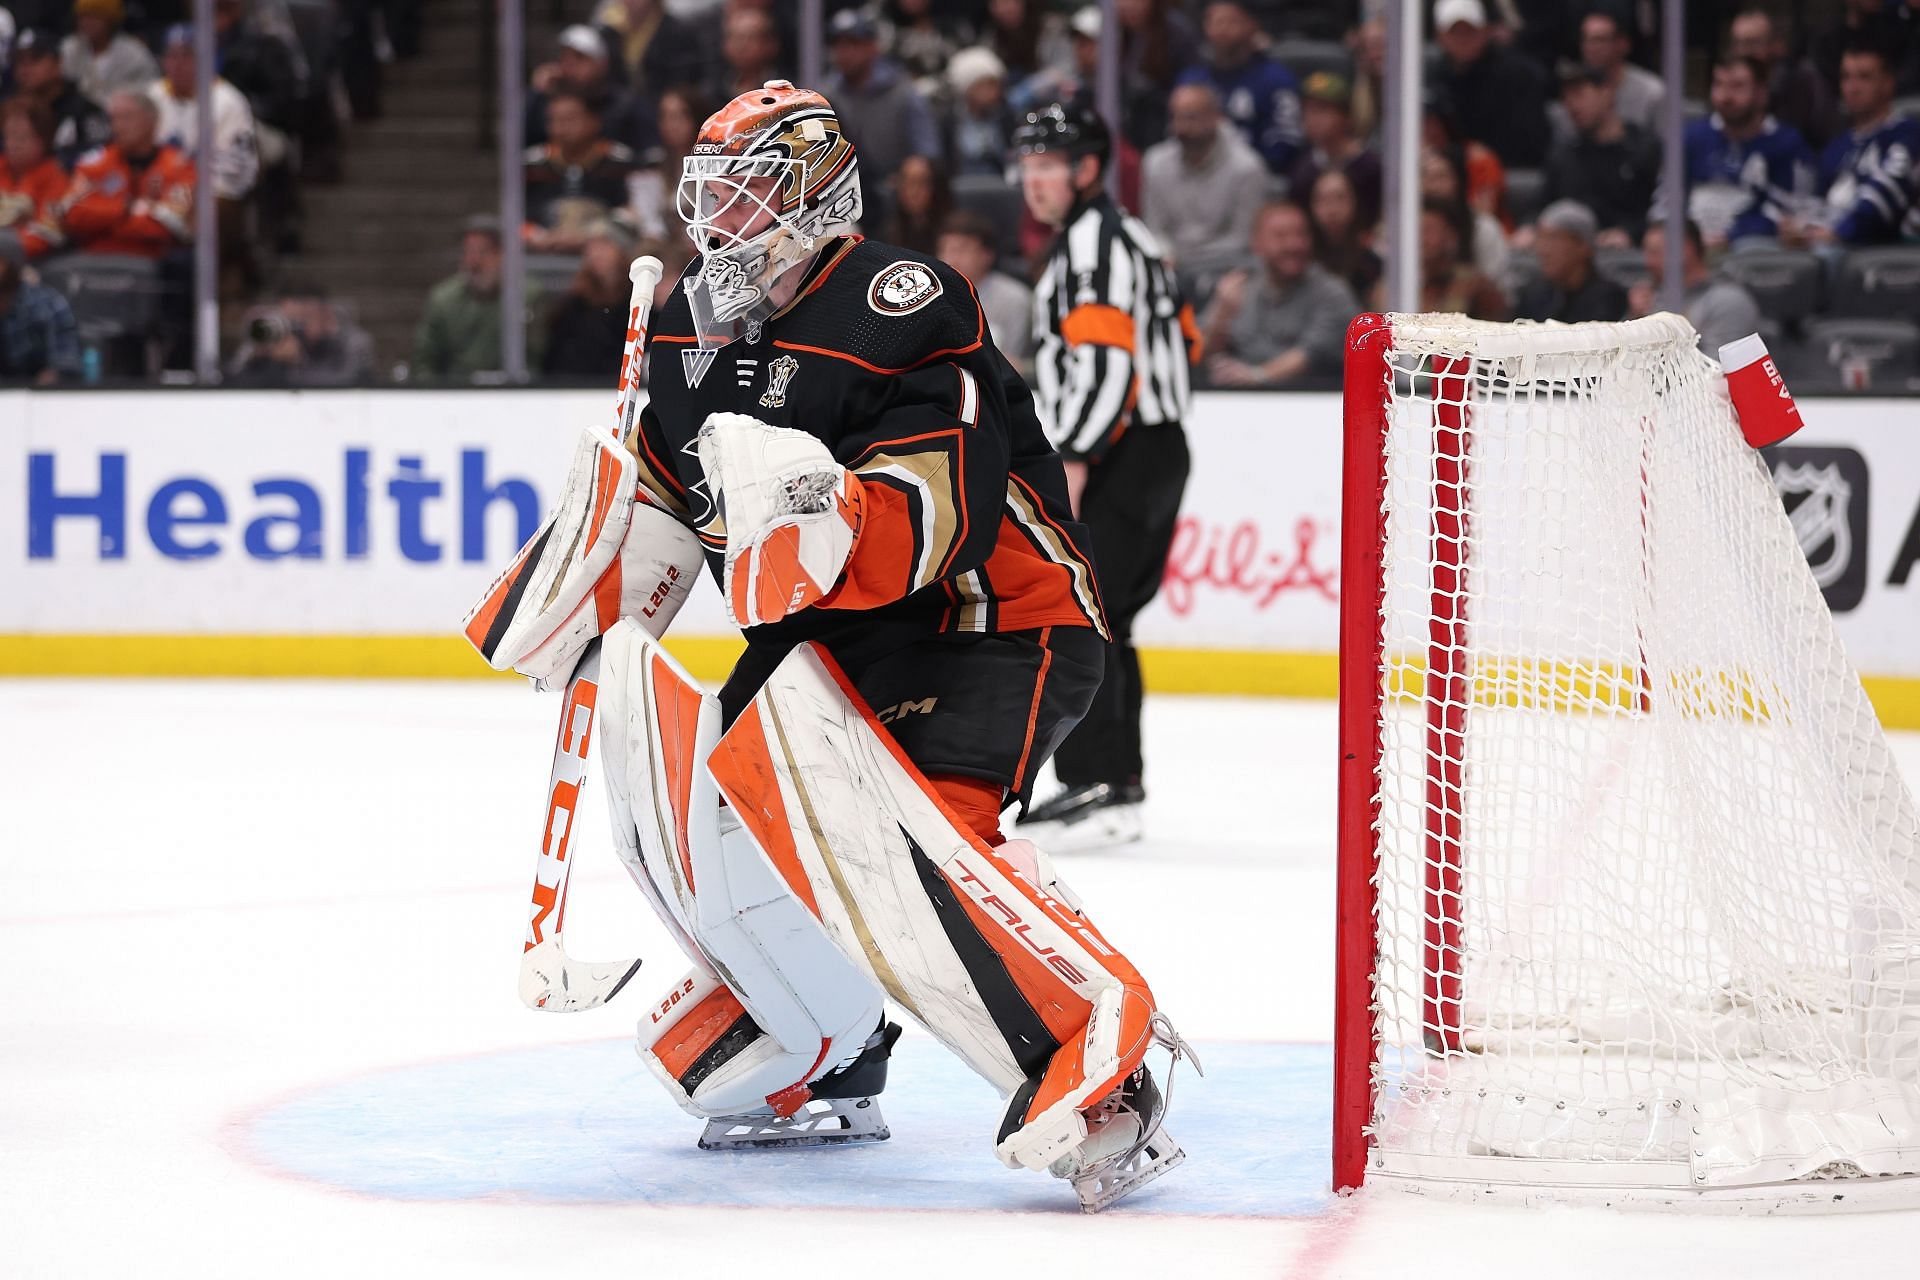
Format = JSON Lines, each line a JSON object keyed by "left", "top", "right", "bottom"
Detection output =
{"left": 1014, "top": 101, "right": 1197, "bottom": 846}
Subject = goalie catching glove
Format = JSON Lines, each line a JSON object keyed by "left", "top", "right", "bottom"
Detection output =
{"left": 464, "top": 426, "right": 703, "bottom": 683}
{"left": 696, "top": 412, "right": 866, "bottom": 628}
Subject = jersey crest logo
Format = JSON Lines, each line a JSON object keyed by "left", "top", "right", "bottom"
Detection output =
{"left": 682, "top": 347, "right": 718, "bottom": 389}
{"left": 869, "top": 261, "right": 942, "bottom": 316}
{"left": 760, "top": 354, "right": 799, "bottom": 409}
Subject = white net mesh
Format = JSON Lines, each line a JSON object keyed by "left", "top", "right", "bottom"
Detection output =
{"left": 1364, "top": 313, "right": 1920, "bottom": 1193}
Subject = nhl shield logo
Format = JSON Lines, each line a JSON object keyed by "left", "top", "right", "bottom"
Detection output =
{"left": 1769, "top": 445, "right": 1870, "bottom": 612}
{"left": 1775, "top": 460, "right": 1853, "bottom": 588}
{"left": 761, "top": 354, "right": 799, "bottom": 409}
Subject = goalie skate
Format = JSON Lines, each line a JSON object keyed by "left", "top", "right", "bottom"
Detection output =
{"left": 695, "top": 1021, "right": 902, "bottom": 1151}
{"left": 1049, "top": 1015, "right": 1202, "bottom": 1213}
{"left": 698, "top": 1095, "right": 891, "bottom": 1150}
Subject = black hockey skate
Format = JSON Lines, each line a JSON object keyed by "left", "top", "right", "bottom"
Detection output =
{"left": 1018, "top": 782, "right": 1146, "bottom": 849}
{"left": 697, "top": 1021, "right": 902, "bottom": 1151}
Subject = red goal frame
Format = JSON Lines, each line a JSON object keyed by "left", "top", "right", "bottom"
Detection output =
{"left": 1333, "top": 314, "right": 1471, "bottom": 1193}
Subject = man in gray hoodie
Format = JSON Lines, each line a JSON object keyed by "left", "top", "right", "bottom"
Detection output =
{"left": 821, "top": 9, "right": 941, "bottom": 229}
{"left": 1141, "top": 83, "right": 1270, "bottom": 294}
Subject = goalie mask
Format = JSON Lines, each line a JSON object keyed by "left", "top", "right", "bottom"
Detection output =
{"left": 678, "top": 81, "right": 863, "bottom": 350}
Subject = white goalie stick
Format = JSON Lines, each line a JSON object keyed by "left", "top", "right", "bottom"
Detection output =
{"left": 518, "top": 255, "right": 665, "bottom": 1012}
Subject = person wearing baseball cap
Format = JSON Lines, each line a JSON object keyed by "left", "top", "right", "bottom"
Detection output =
{"left": 1517, "top": 199, "right": 1629, "bottom": 324}
{"left": 62, "top": 0, "right": 159, "bottom": 107}
{"left": 1434, "top": 0, "right": 1552, "bottom": 167}
{"left": 526, "top": 23, "right": 656, "bottom": 153}
{"left": 1290, "top": 69, "right": 1382, "bottom": 231}
{"left": 9, "top": 27, "right": 113, "bottom": 168}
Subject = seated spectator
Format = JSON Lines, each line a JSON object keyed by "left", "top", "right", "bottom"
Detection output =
{"left": 630, "top": 85, "right": 705, "bottom": 241}
{"left": 1549, "top": 4, "right": 1664, "bottom": 143}
{"left": 1628, "top": 219, "right": 1762, "bottom": 356}
{"left": 1682, "top": 53, "right": 1814, "bottom": 248}
{"left": 823, "top": 9, "right": 942, "bottom": 224}
{"left": 59, "top": 90, "right": 194, "bottom": 259}
{"left": 1517, "top": 199, "right": 1626, "bottom": 323}
{"left": 1202, "top": 200, "right": 1357, "bottom": 387}
{"left": 936, "top": 209, "right": 1032, "bottom": 371}
{"left": 1435, "top": 0, "right": 1550, "bottom": 168}
{"left": 1797, "top": 38, "right": 1920, "bottom": 247}
{"left": 1290, "top": 72, "right": 1381, "bottom": 232}
{"left": 705, "top": 8, "right": 784, "bottom": 108}
{"left": 1421, "top": 146, "right": 1508, "bottom": 289}
{"left": 1, "top": 98, "right": 68, "bottom": 258}
{"left": 212, "top": 0, "right": 302, "bottom": 251}
{"left": 592, "top": 0, "right": 707, "bottom": 106}
{"left": 945, "top": 46, "right": 1016, "bottom": 177}
{"left": 1423, "top": 87, "right": 1506, "bottom": 225}
{"left": 882, "top": 153, "right": 950, "bottom": 255}
{"left": 1402, "top": 195, "right": 1508, "bottom": 319}
{"left": 61, "top": 0, "right": 157, "bottom": 106}
{"left": 1544, "top": 61, "right": 1662, "bottom": 246}
{"left": 1308, "top": 167, "right": 1383, "bottom": 301}
{"left": 1177, "top": 1, "right": 1302, "bottom": 174}
{"left": 1015, "top": 6, "right": 1163, "bottom": 148}
{"left": 11, "top": 27, "right": 111, "bottom": 168}
{"left": 524, "top": 90, "right": 640, "bottom": 254}
{"left": 529, "top": 25, "right": 655, "bottom": 155}
{"left": 883, "top": 0, "right": 971, "bottom": 98}
{"left": 1142, "top": 82, "right": 1266, "bottom": 288}
{"left": 1119, "top": 0, "right": 1200, "bottom": 98}
{"left": 982, "top": 0, "right": 1059, "bottom": 84}
{"left": 0, "top": 237, "right": 80, "bottom": 385}
{"left": 541, "top": 219, "right": 634, "bottom": 379}
{"left": 150, "top": 26, "right": 259, "bottom": 295}
{"left": 1729, "top": 7, "right": 1838, "bottom": 149}
{"left": 1812, "top": 0, "right": 1920, "bottom": 97}
{"left": 414, "top": 216, "right": 545, "bottom": 382}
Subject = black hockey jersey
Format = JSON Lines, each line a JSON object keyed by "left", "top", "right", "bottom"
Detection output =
{"left": 628, "top": 236, "right": 1109, "bottom": 667}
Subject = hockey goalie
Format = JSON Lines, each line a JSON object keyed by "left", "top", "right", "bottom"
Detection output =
{"left": 463, "top": 81, "right": 1195, "bottom": 1212}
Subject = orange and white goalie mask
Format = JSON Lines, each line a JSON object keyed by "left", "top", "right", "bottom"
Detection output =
{"left": 677, "top": 81, "right": 863, "bottom": 346}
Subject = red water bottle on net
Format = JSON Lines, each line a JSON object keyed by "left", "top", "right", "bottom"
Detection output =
{"left": 1718, "top": 333, "right": 1805, "bottom": 448}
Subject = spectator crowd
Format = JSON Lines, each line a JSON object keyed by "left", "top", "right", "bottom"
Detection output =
{"left": 1, "top": 0, "right": 411, "bottom": 383}
{"left": 7, "top": 0, "right": 1920, "bottom": 389}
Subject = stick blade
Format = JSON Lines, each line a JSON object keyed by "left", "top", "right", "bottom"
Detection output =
{"left": 518, "top": 937, "right": 642, "bottom": 1012}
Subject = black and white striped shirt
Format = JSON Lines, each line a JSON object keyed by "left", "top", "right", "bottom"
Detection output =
{"left": 1031, "top": 193, "right": 1197, "bottom": 462}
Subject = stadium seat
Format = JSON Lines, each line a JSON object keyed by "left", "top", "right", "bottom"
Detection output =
{"left": 1831, "top": 246, "right": 1920, "bottom": 320}
{"left": 1503, "top": 169, "right": 1548, "bottom": 226}
{"left": 1269, "top": 39, "right": 1352, "bottom": 82}
{"left": 40, "top": 253, "right": 164, "bottom": 344}
{"left": 1805, "top": 317, "right": 1920, "bottom": 390}
{"left": 1596, "top": 245, "right": 1648, "bottom": 291}
{"left": 951, "top": 174, "right": 1025, "bottom": 263}
{"left": 1718, "top": 247, "right": 1823, "bottom": 327}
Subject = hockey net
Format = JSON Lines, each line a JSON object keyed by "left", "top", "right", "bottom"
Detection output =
{"left": 1334, "top": 312, "right": 1920, "bottom": 1205}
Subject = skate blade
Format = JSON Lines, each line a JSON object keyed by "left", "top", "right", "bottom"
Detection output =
{"left": 1071, "top": 1129, "right": 1186, "bottom": 1213}
{"left": 697, "top": 1097, "right": 890, "bottom": 1151}
{"left": 1026, "top": 805, "right": 1144, "bottom": 853}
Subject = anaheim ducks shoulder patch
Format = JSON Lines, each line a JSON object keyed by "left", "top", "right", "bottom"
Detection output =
{"left": 869, "top": 260, "right": 943, "bottom": 316}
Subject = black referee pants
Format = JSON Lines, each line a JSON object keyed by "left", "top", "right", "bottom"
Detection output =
{"left": 1051, "top": 420, "right": 1190, "bottom": 792}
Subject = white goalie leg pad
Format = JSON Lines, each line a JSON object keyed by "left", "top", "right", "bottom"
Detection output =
{"left": 601, "top": 620, "right": 883, "bottom": 1119}
{"left": 707, "top": 643, "right": 1162, "bottom": 1169}
{"left": 464, "top": 426, "right": 701, "bottom": 685}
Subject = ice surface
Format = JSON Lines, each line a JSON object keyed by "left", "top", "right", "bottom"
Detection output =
{"left": 3, "top": 681, "right": 1918, "bottom": 1278}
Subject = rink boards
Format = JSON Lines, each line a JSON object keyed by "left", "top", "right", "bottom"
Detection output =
{"left": 2, "top": 388, "right": 1916, "bottom": 724}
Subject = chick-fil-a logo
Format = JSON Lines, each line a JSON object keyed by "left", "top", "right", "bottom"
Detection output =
{"left": 1161, "top": 514, "right": 1338, "bottom": 615}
